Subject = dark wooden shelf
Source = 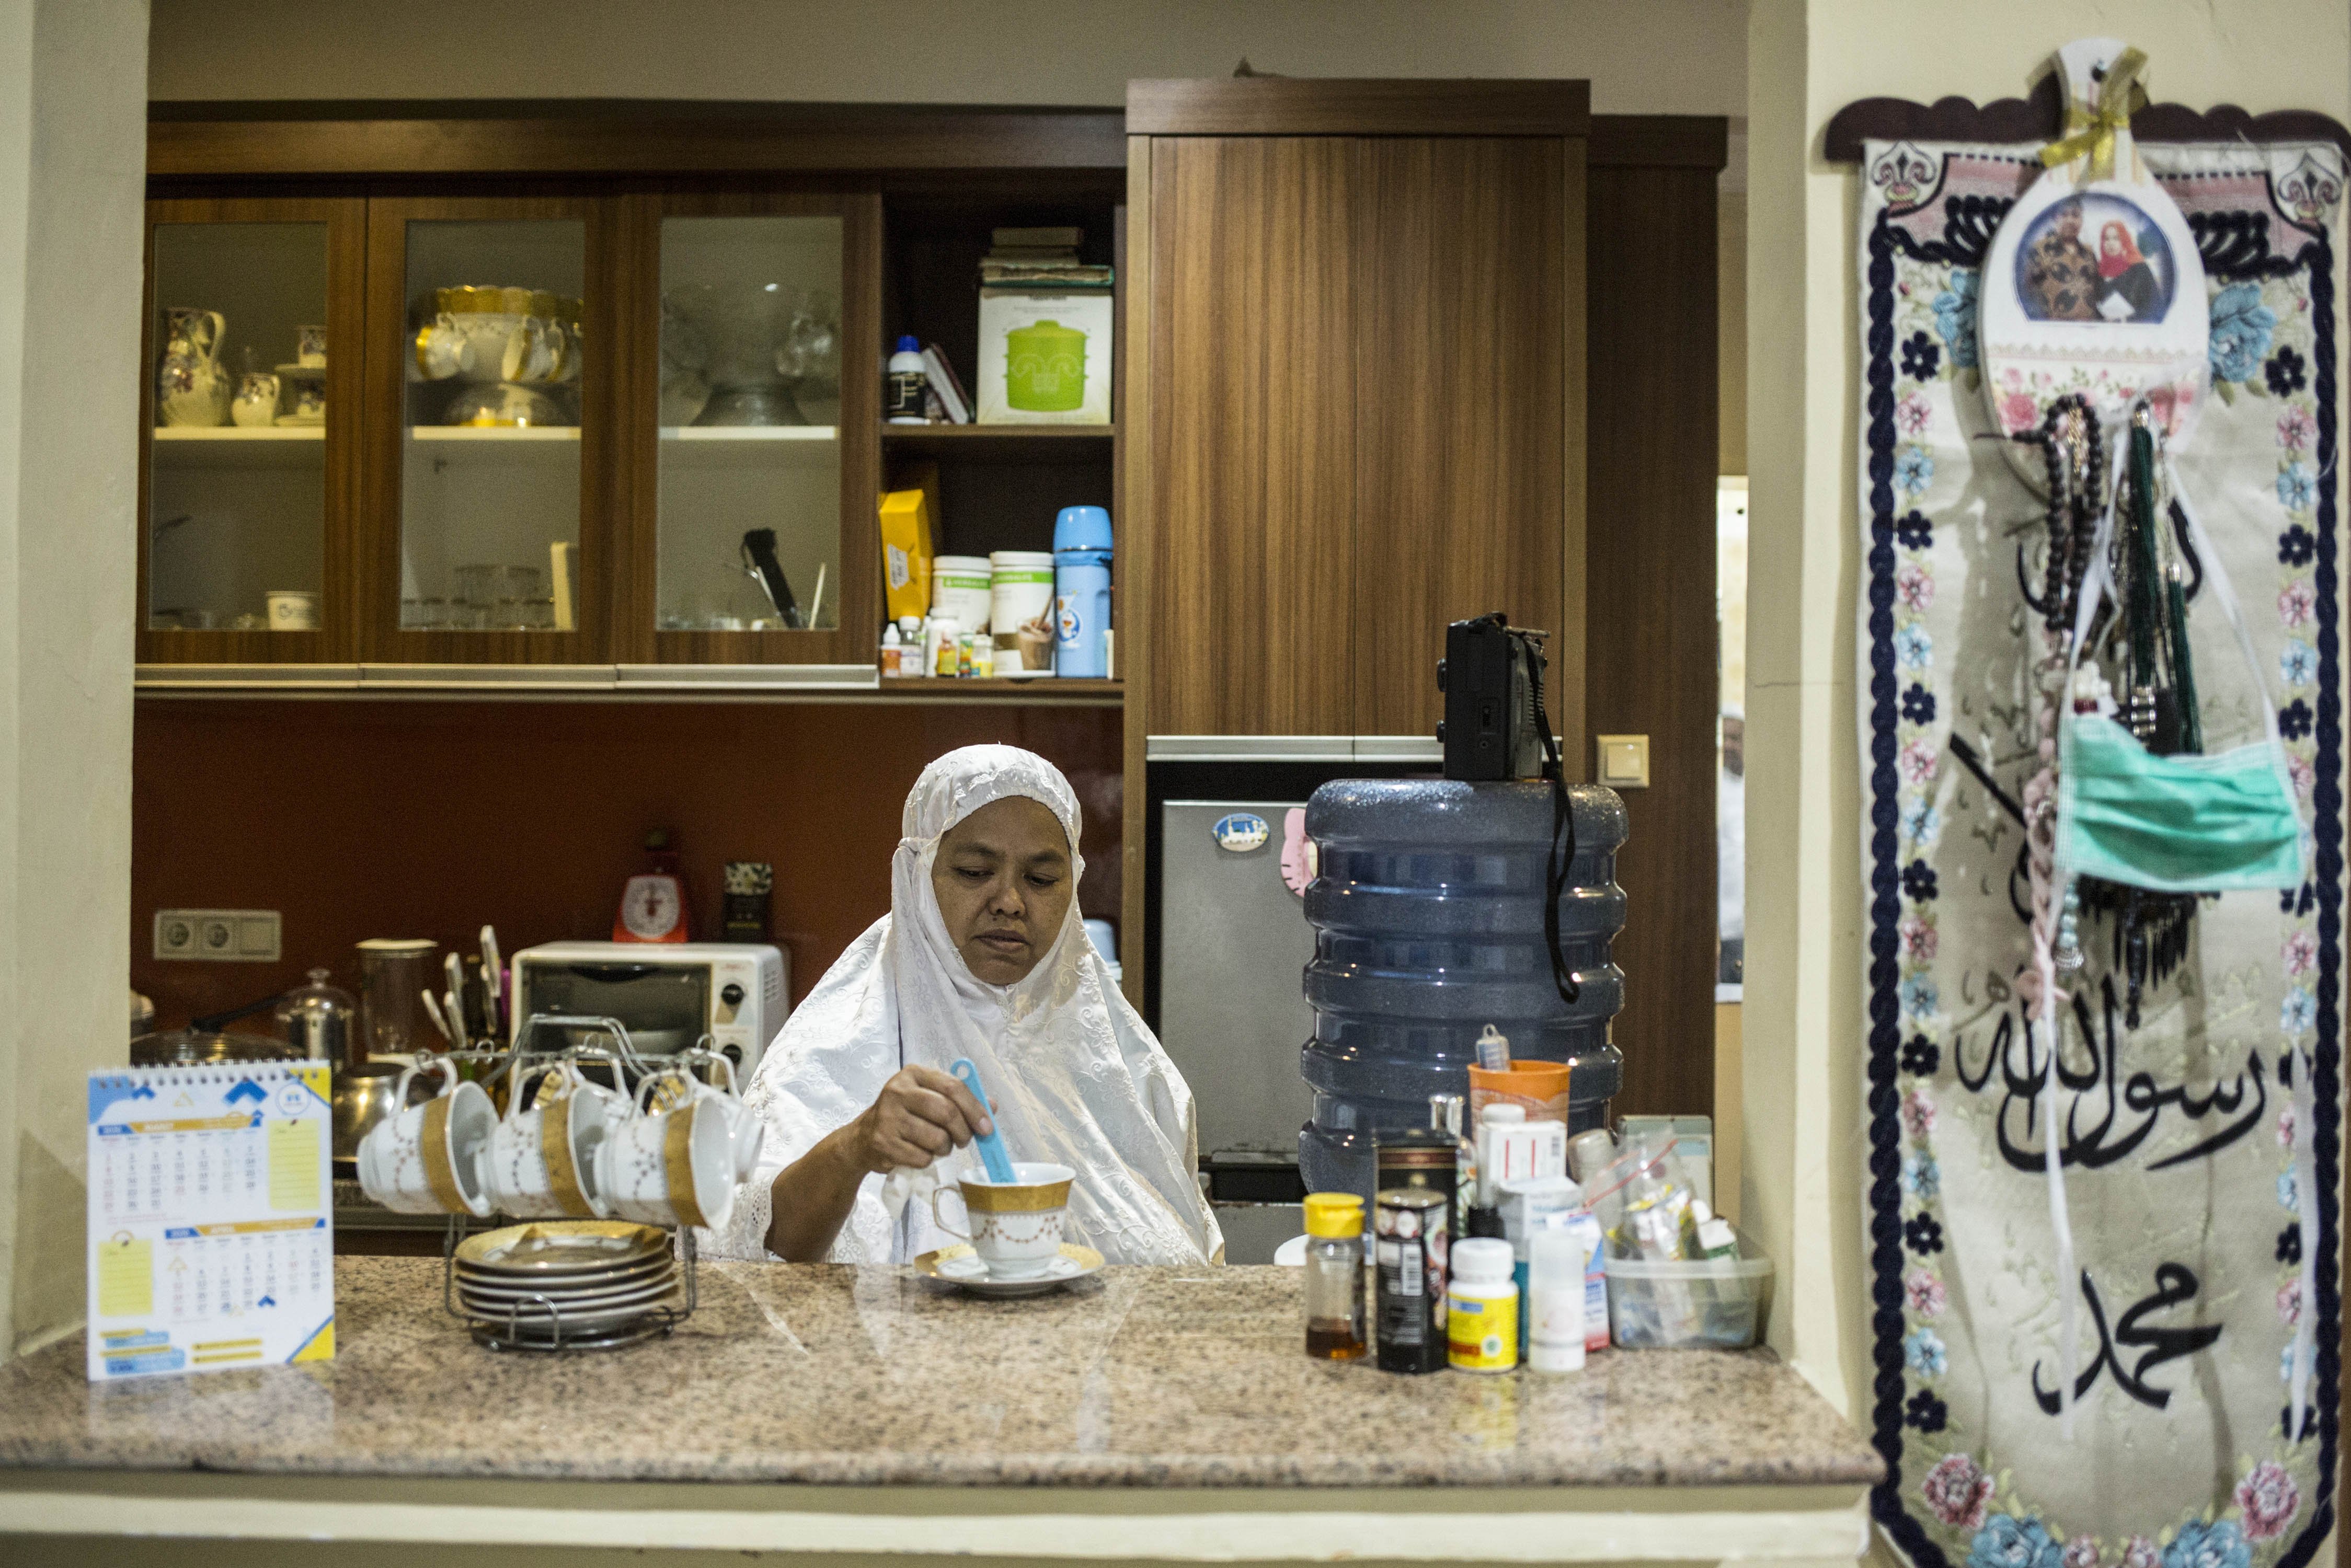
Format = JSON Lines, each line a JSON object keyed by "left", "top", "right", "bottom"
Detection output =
{"left": 872, "top": 676, "right": 1122, "bottom": 705}
{"left": 880, "top": 424, "right": 1114, "bottom": 459}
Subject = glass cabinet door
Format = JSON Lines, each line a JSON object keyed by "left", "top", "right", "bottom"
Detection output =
{"left": 634, "top": 197, "right": 877, "bottom": 664}
{"left": 368, "top": 199, "right": 606, "bottom": 657}
{"left": 143, "top": 201, "right": 356, "bottom": 659}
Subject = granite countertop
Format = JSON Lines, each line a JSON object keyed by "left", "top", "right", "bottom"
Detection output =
{"left": 0, "top": 1258, "right": 1882, "bottom": 1489}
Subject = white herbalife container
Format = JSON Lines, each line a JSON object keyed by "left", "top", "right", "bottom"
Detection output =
{"left": 989, "top": 550, "right": 1057, "bottom": 654}
{"left": 929, "top": 556, "right": 992, "bottom": 640}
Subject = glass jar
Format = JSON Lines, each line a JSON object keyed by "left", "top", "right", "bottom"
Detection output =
{"left": 1301, "top": 1192, "right": 1367, "bottom": 1361}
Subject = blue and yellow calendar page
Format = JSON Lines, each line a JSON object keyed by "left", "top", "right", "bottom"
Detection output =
{"left": 85, "top": 1063, "right": 335, "bottom": 1381}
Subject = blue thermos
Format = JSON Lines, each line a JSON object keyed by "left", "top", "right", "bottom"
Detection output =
{"left": 1053, "top": 505, "right": 1114, "bottom": 678}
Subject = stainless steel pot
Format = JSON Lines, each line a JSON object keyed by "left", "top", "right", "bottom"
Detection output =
{"left": 332, "top": 1060, "right": 428, "bottom": 1165}
{"left": 130, "top": 1028, "right": 305, "bottom": 1067}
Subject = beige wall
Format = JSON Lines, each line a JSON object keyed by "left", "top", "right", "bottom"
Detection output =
{"left": 1720, "top": 189, "right": 1747, "bottom": 476}
{"left": 0, "top": 0, "right": 146, "bottom": 1358}
{"left": 145, "top": 0, "right": 1747, "bottom": 113}
{"left": 1742, "top": 0, "right": 2351, "bottom": 1447}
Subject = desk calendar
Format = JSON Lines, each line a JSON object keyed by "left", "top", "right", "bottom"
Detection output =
{"left": 85, "top": 1063, "right": 335, "bottom": 1381}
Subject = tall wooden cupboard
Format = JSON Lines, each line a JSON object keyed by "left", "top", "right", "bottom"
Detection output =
{"left": 1121, "top": 80, "right": 1586, "bottom": 746}
{"left": 1120, "top": 82, "right": 1727, "bottom": 1125}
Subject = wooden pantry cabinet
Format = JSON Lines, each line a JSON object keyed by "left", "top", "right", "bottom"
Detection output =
{"left": 137, "top": 104, "right": 1128, "bottom": 684}
{"left": 1123, "top": 80, "right": 1585, "bottom": 744}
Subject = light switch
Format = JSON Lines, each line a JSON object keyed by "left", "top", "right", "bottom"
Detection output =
{"left": 1595, "top": 734, "right": 1650, "bottom": 789}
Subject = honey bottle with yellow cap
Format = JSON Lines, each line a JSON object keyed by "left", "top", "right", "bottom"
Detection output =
{"left": 1301, "top": 1192, "right": 1368, "bottom": 1360}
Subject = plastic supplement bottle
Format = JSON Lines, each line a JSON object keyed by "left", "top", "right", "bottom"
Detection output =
{"left": 1527, "top": 1225, "right": 1587, "bottom": 1373}
{"left": 1301, "top": 1193, "right": 1368, "bottom": 1360}
{"left": 1447, "top": 1237, "right": 1519, "bottom": 1373}
{"left": 886, "top": 335, "right": 928, "bottom": 424}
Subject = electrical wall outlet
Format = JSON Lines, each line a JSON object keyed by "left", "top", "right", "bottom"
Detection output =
{"left": 153, "top": 909, "right": 280, "bottom": 962}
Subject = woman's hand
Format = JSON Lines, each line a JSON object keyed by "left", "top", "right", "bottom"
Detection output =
{"left": 842, "top": 1064, "right": 994, "bottom": 1173}
{"left": 766, "top": 1065, "right": 997, "bottom": 1261}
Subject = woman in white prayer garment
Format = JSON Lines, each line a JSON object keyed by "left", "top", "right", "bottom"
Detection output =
{"left": 705, "top": 745, "right": 1223, "bottom": 1265}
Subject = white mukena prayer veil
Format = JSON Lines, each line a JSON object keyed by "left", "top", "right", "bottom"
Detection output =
{"left": 705, "top": 745, "right": 1223, "bottom": 1265}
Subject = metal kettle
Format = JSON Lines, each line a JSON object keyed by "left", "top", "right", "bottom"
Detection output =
{"left": 274, "top": 966, "right": 358, "bottom": 1066}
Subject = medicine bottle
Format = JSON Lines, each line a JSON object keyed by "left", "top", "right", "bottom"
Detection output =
{"left": 929, "top": 617, "right": 960, "bottom": 677}
{"left": 1447, "top": 1237, "right": 1519, "bottom": 1373}
{"left": 1527, "top": 1225, "right": 1587, "bottom": 1373}
{"left": 1301, "top": 1192, "right": 1367, "bottom": 1361}
{"left": 886, "top": 336, "right": 928, "bottom": 424}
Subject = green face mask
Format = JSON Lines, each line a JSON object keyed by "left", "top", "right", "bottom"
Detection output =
{"left": 2056, "top": 713, "right": 2304, "bottom": 892}
{"left": 2054, "top": 483, "right": 2308, "bottom": 894}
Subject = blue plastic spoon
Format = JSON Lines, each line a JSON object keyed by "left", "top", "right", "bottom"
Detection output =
{"left": 948, "top": 1057, "right": 1018, "bottom": 1184}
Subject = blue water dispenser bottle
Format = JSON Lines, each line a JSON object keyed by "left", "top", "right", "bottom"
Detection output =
{"left": 1052, "top": 505, "right": 1114, "bottom": 678}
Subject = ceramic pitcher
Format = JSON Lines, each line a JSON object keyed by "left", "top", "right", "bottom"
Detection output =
{"left": 156, "top": 307, "right": 230, "bottom": 428}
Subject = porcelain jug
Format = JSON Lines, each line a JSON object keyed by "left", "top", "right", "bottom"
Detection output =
{"left": 157, "top": 307, "right": 230, "bottom": 428}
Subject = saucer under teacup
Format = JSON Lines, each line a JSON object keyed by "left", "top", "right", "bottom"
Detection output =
{"left": 913, "top": 1242, "right": 1104, "bottom": 1298}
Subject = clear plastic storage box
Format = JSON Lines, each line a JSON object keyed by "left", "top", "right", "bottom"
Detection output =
{"left": 1603, "top": 1248, "right": 1774, "bottom": 1349}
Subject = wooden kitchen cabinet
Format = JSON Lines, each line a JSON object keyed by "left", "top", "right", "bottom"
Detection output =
{"left": 615, "top": 191, "right": 882, "bottom": 666}
{"left": 359, "top": 194, "right": 621, "bottom": 664}
{"left": 137, "top": 196, "right": 366, "bottom": 664}
{"left": 1126, "top": 81, "right": 1587, "bottom": 743}
{"left": 139, "top": 106, "right": 1130, "bottom": 690}
{"left": 1140, "top": 136, "right": 1358, "bottom": 736}
{"left": 1351, "top": 135, "right": 1572, "bottom": 739}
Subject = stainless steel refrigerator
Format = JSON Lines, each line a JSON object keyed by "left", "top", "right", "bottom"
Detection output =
{"left": 1155, "top": 798, "right": 1320, "bottom": 1170}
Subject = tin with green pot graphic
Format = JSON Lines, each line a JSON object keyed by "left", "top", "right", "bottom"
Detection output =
{"left": 1004, "top": 319, "right": 1086, "bottom": 413}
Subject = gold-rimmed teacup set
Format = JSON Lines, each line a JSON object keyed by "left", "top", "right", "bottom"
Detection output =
{"left": 414, "top": 286, "right": 583, "bottom": 388}
{"left": 915, "top": 1161, "right": 1106, "bottom": 1298}
{"left": 356, "top": 1043, "right": 750, "bottom": 1233}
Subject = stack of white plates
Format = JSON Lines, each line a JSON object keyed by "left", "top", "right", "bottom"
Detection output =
{"left": 453, "top": 1220, "right": 680, "bottom": 1346}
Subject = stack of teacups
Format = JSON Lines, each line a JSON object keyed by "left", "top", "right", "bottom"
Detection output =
{"left": 357, "top": 1053, "right": 761, "bottom": 1231}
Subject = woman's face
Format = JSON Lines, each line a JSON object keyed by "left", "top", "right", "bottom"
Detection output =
{"left": 2102, "top": 226, "right": 2123, "bottom": 257}
{"left": 930, "top": 795, "right": 1075, "bottom": 985}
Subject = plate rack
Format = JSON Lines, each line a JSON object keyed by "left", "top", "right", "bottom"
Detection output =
{"left": 431, "top": 1012, "right": 704, "bottom": 1352}
{"left": 440, "top": 1215, "right": 698, "bottom": 1352}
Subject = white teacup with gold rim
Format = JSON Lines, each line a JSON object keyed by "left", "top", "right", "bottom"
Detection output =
{"left": 480, "top": 1060, "right": 611, "bottom": 1220}
{"left": 930, "top": 1162, "right": 1073, "bottom": 1280}
{"left": 597, "top": 1069, "right": 735, "bottom": 1231}
{"left": 357, "top": 1056, "right": 495, "bottom": 1216}
{"left": 647, "top": 1053, "right": 765, "bottom": 1183}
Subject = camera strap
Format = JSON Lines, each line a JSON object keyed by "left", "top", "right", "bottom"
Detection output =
{"left": 1520, "top": 638, "right": 1581, "bottom": 1006}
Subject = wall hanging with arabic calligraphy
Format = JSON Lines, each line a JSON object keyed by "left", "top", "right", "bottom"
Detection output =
{"left": 1845, "top": 39, "right": 2346, "bottom": 1568}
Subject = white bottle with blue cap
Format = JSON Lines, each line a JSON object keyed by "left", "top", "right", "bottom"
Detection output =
{"left": 1053, "top": 505, "right": 1114, "bottom": 678}
{"left": 886, "top": 335, "right": 927, "bottom": 424}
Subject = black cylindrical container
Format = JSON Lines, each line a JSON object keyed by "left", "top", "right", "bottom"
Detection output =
{"left": 1374, "top": 1128, "right": 1458, "bottom": 1223}
{"left": 1374, "top": 1186, "right": 1449, "bottom": 1374}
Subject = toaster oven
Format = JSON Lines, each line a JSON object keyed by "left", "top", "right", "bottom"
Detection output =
{"left": 508, "top": 941, "right": 789, "bottom": 1076}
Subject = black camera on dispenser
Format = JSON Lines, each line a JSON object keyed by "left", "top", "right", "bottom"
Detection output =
{"left": 1437, "top": 613, "right": 1552, "bottom": 782}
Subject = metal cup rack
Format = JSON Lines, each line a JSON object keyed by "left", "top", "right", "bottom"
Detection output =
{"left": 430, "top": 1012, "right": 721, "bottom": 1353}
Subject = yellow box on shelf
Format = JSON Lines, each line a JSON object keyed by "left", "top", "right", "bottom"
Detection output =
{"left": 878, "top": 486, "right": 935, "bottom": 624}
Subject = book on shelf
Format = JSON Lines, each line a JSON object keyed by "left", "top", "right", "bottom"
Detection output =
{"left": 978, "top": 263, "right": 1115, "bottom": 288}
{"left": 992, "top": 226, "right": 1083, "bottom": 249}
{"left": 920, "top": 344, "right": 971, "bottom": 424}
